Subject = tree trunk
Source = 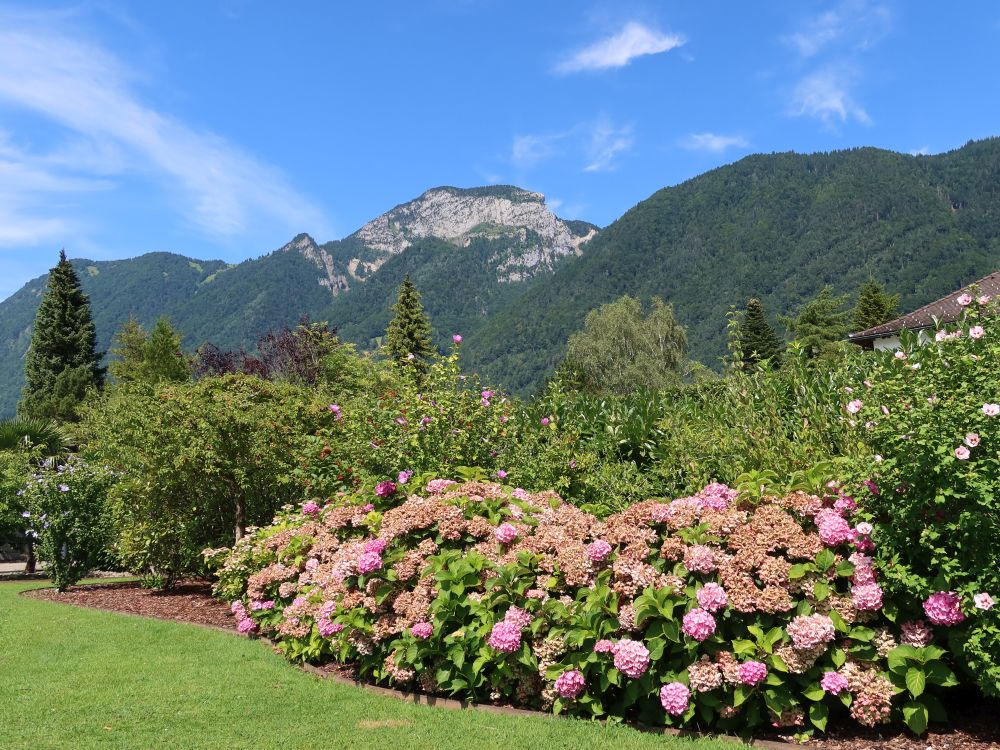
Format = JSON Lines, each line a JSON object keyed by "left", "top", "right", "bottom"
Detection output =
{"left": 25, "top": 539, "right": 36, "bottom": 574}
{"left": 234, "top": 495, "right": 245, "bottom": 543}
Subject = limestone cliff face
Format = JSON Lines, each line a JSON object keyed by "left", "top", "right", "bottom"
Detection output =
{"left": 286, "top": 186, "right": 598, "bottom": 294}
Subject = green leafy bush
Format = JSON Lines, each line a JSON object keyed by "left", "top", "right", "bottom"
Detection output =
{"left": 212, "top": 479, "right": 959, "bottom": 736}
{"left": 848, "top": 298, "right": 1000, "bottom": 696}
{"left": 20, "top": 457, "right": 116, "bottom": 590}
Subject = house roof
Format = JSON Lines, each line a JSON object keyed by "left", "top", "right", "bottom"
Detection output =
{"left": 848, "top": 269, "right": 1000, "bottom": 342}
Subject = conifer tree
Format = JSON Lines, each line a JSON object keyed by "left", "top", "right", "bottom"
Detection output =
{"left": 19, "top": 250, "right": 104, "bottom": 421}
{"left": 141, "top": 317, "right": 190, "bottom": 384}
{"left": 780, "top": 286, "right": 852, "bottom": 360}
{"left": 108, "top": 316, "right": 148, "bottom": 383}
{"left": 852, "top": 278, "right": 899, "bottom": 332}
{"left": 385, "top": 276, "right": 434, "bottom": 373}
{"left": 737, "top": 298, "right": 784, "bottom": 370}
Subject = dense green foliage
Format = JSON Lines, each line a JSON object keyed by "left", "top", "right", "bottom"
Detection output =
{"left": 852, "top": 279, "right": 900, "bottom": 332}
{"left": 780, "top": 287, "right": 852, "bottom": 361}
{"left": 19, "top": 251, "right": 104, "bottom": 421}
{"left": 737, "top": 298, "right": 784, "bottom": 369}
{"left": 847, "top": 301, "right": 1000, "bottom": 697}
{"left": 562, "top": 296, "right": 690, "bottom": 395}
{"left": 384, "top": 276, "right": 434, "bottom": 373}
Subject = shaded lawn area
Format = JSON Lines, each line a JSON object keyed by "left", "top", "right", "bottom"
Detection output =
{"left": 0, "top": 581, "right": 740, "bottom": 750}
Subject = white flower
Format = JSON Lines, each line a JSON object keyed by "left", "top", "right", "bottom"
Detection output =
{"left": 974, "top": 593, "right": 994, "bottom": 610}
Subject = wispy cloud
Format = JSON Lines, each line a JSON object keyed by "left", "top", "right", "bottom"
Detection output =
{"left": 789, "top": 67, "right": 871, "bottom": 126}
{"left": 511, "top": 118, "right": 634, "bottom": 173}
{"left": 785, "top": 0, "right": 891, "bottom": 57}
{"left": 680, "top": 132, "right": 750, "bottom": 153}
{"left": 0, "top": 10, "right": 327, "bottom": 247}
{"left": 556, "top": 22, "right": 684, "bottom": 74}
{"left": 583, "top": 120, "right": 634, "bottom": 172}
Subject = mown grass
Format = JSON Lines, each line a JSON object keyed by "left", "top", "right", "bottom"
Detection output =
{"left": 0, "top": 581, "right": 740, "bottom": 750}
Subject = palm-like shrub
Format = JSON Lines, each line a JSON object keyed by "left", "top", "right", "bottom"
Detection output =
{"left": 0, "top": 417, "right": 72, "bottom": 455}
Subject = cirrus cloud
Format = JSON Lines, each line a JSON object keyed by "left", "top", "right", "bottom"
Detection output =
{"left": 556, "top": 22, "right": 684, "bottom": 74}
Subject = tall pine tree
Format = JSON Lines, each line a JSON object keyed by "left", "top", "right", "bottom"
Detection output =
{"left": 108, "top": 316, "right": 148, "bottom": 384}
{"left": 19, "top": 251, "right": 104, "bottom": 421}
{"left": 737, "top": 298, "right": 784, "bottom": 370}
{"left": 385, "top": 275, "right": 434, "bottom": 373}
{"left": 780, "top": 286, "right": 852, "bottom": 360}
{"left": 852, "top": 278, "right": 899, "bottom": 332}
{"left": 142, "top": 317, "right": 190, "bottom": 384}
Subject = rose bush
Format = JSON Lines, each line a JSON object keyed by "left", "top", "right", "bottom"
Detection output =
{"left": 848, "top": 295, "right": 1000, "bottom": 698}
{"left": 212, "top": 479, "right": 961, "bottom": 735}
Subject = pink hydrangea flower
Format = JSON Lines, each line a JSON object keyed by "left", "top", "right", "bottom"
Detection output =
{"left": 659, "top": 682, "right": 691, "bottom": 716}
{"left": 397, "top": 470, "right": 412, "bottom": 484}
{"left": 974, "top": 593, "right": 994, "bottom": 611}
{"left": 237, "top": 617, "right": 258, "bottom": 635}
{"left": 957, "top": 293, "right": 973, "bottom": 306}
{"left": 786, "top": 614, "right": 836, "bottom": 650}
{"left": 364, "top": 538, "right": 388, "bottom": 555}
{"left": 924, "top": 591, "right": 966, "bottom": 625}
{"left": 318, "top": 619, "right": 344, "bottom": 637}
{"left": 955, "top": 446, "right": 971, "bottom": 460}
{"left": 846, "top": 399, "right": 863, "bottom": 414}
{"left": 984, "top": 403, "right": 1000, "bottom": 417}
{"left": 302, "top": 501, "right": 320, "bottom": 516}
{"left": 834, "top": 496, "right": 858, "bottom": 515}
{"left": 374, "top": 480, "right": 397, "bottom": 498}
{"left": 488, "top": 620, "right": 522, "bottom": 653}
{"left": 738, "top": 661, "right": 768, "bottom": 686}
{"left": 821, "top": 671, "right": 849, "bottom": 695}
{"left": 900, "top": 620, "right": 933, "bottom": 647}
{"left": 250, "top": 600, "right": 274, "bottom": 611}
{"left": 969, "top": 325, "right": 986, "bottom": 339}
{"left": 587, "top": 539, "right": 613, "bottom": 563}
{"left": 426, "top": 479, "right": 456, "bottom": 494}
{"left": 612, "top": 639, "right": 651, "bottom": 678}
{"left": 965, "top": 433, "right": 981, "bottom": 447}
{"left": 411, "top": 621, "right": 433, "bottom": 639}
{"left": 683, "top": 545, "right": 717, "bottom": 574}
{"left": 362, "top": 503, "right": 375, "bottom": 512}
{"left": 593, "top": 639, "right": 615, "bottom": 654}
{"left": 496, "top": 470, "right": 507, "bottom": 480}
{"left": 230, "top": 601, "right": 247, "bottom": 617}
{"left": 512, "top": 487, "right": 530, "bottom": 501}
{"left": 681, "top": 608, "right": 717, "bottom": 642}
{"left": 698, "top": 482, "right": 738, "bottom": 511}
{"left": 495, "top": 523, "right": 518, "bottom": 544}
{"left": 504, "top": 606, "right": 532, "bottom": 630}
{"left": 852, "top": 582, "right": 884, "bottom": 611}
{"left": 815, "top": 508, "right": 853, "bottom": 546}
{"left": 357, "top": 551, "right": 383, "bottom": 575}
{"left": 696, "top": 583, "right": 728, "bottom": 613}
{"left": 554, "top": 669, "right": 586, "bottom": 700}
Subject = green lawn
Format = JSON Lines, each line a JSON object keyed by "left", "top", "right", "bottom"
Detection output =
{"left": 0, "top": 581, "right": 740, "bottom": 750}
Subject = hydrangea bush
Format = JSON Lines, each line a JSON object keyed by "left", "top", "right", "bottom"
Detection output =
{"left": 847, "top": 295, "right": 999, "bottom": 698}
{"left": 212, "top": 479, "right": 960, "bottom": 735}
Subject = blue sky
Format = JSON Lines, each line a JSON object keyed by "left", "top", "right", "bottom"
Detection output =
{"left": 1, "top": 1, "right": 998, "bottom": 299}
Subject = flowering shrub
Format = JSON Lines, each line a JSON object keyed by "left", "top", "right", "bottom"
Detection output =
{"left": 848, "top": 297, "right": 1000, "bottom": 698}
{"left": 212, "top": 479, "right": 960, "bottom": 735}
{"left": 20, "top": 456, "right": 116, "bottom": 591}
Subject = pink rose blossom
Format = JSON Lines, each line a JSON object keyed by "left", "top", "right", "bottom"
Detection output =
{"left": 660, "top": 682, "right": 691, "bottom": 716}
{"left": 357, "top": 551, "right": 383, "bottom": 575}
{"left": 969, "top": 325, "right": 986, "bottom": 339}
{"left": 495, "top": 523, "right": 518, "bottom": 544}
{"left": 924, "top": 591, "right": 965, "bottom": 625}
{"left": 587, "top": 539, "right": 613, "bottom": 563}
{"left": 612, "top": 639, "right": 651, "bottom": 678}
{"left": 696, "top": 583, "right": 728, "bottom": 613}
{"left": 821, "top": 671, "right": 849, "bottom": 695}
{"left": 974, "top": 593, "right": 994, "bottom": 611}
{"left": 738, "top": 661, "right": 768, "bottom": 686}
{"left": 846, "top": 399, "right": 863, "bottom": 414}
{"left": 488, "top": 620, "right": 521, "bottom": 653}
{"left": 955, "top": 446, "right": 971, "bottom": 460}
{"left": 681, "top": 608, "right": 717, "bottom": 642}
{"left": 957, "top": 293, "right": 973, "bottom": 306}
{"left": 411, "top": 621, "right": 433, "bottom": 639}
{"left": 554, "top": 669, "right": 586, "bottom": 700}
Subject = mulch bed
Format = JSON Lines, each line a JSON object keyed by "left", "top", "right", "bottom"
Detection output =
{"left": 22, "top": 582, "right": 1000, "bottom": 749}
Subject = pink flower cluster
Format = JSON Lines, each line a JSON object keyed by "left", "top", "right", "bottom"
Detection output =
{"left": 738, "top": 661, "right": 768, "bottom": 686}
{"left": 411, "top": 621, "right": 433, "bottom": 639}
{"left": 681, "top": 608, "right": 717, "bottom": 642}
{"left": 318, "top": 619, "right": 344, "bottom": 637}
{"left": 302, "top": 500, "right": 321, "bottom": 516}
{"left": 851, "top": 583, "right": 884, "bottom": 611}
{"left": 821, "top": 671, "right": 849, "bottom": 695}
{"left": 696, "top": 583, "right": 728, "bottom": 612}
{"left": 786, "top": 614, "right": 836, "bottom": 650}
{"left": 611, "top": 639, "right": 650, "bottom": 678}
{"left": 504, "top": 606, "right": 532, "bottom": 630}
{"left": 425, "top": 479, "right": 456, "bottom": 494}
{"left": 923, "top": 591, "right": 965, "bottom": 626}
{"left": 696, "top": 482, "right": 738, "bottom": 511}
{"left": 357, "top": 551, "right": 383, "bottom": 575}
{"left": 495, "top": 523, "right": 518, "bottom": 544}
{"left": 900, "top": 620, "right": 933, "bottom": 647}
{"left": 587, "top": 539, "right": 613, "bottom": 563}
{"left": 231, "top": 601, "right": 257, "bottom": 634}
{"left": 683, "top": 544, "right": 717, "bottom": 574}
{"left": 554, "top": 669, "right": 586, "bottom": 700}
{"left": 659, "top": 682, "right": 690, "bottom": 716}
{"left": 593, "top": 639, "right": 614, "bottom": 654}
{"left": 488, "top": 620, "right": 522, "bottom": 653}
{"left": 374, "top": 480, "right": 397, "bottom": 498}
{"left": 815, "top": 509, "right": 853, "bottom": 546}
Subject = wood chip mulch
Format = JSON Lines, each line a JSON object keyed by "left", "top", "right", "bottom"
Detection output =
{"left": 24, "top": 580, "right": 236, "bottom": 631}
{"left": 22, "top": 582, "right": 1000, "bottom": 749}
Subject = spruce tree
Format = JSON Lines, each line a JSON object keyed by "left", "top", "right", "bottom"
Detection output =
{"left": 19, "top": 250, "right": 104, "bottom": 421}
{"left": 142, "top": 317, "right": 190, "bottom": 384}
{"left": 737, "top": 298, "right": 784, "bottom": 370}
{"left": 852, "top": 278, "right": 899, "bottom": 332}
{"left": 385, "top": 276, "right": 434, "bottom": 373}
{"left": 780, "top": 286, "right": 852, "bottom": 360}
{"left": 108, "top": 316, "right": 148, "bottom": 384}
